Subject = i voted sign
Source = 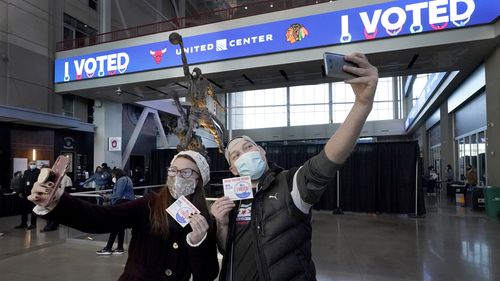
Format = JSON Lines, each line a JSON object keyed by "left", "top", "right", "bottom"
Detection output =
{"left": 223, "top": 176, "right": 253, "bottom": 200}
{"left": 166, "top": 195, "right": 200, "bottom": 227}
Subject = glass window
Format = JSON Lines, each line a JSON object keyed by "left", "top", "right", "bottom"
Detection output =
{"left": 332, "top": 102, "right": 354, "bottom": 123}
{"left": 458, "top": 138, "right": 465, "bottom": 181}
{"left": 63, "top": 14, "right": 97, "bottom": 48}
{"left": 290, "top": 84, "right": 328, "bottom": 105}
{"left": 229, "top": 77, "right": 398, "bottom": 129}
{"left": 290, "top": 104, "right": 329, "bottom": 126}
{"left": 231, "top": 88, "right": 286, "bottom": 107}
{"left": 230, "top": 88, "right": 287, "bottom": 129}
{"left": 332, "top": 83, "right": 355, "bottom": 103}
{"left": 430, "top": 145, "right": 441, "bottom": 179}
{"left": 374, "top": 77, "right": 393, "bottom": 102}
{"left": 62, "top": 95, "right": 74, "bottom": 117}
{"left": 367, "top": 101, "right": 393, "bottom": 121}
{"left": 456, "top": 132, "right": 487, "bottom": 185}
{"left": 478, "top": 131, "right": 486, "bottom": 185}
{"left": 333, "top": 77, "right": 394, "bottom": 123}
{"left": 412, "top": 74, "right": 429, "bottom": 105}
{"left": 289, "top": 84, "right": 329, "bottom": 126}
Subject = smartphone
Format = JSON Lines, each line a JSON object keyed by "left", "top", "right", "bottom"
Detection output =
{"left": 323, "top": 52, "right": 358, "bottom": 80}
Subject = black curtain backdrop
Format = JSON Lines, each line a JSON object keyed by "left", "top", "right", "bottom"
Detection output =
{"left": 150, "top": 141, "right": 424, "bottom": 215}
{"left": 337, "top": 142, "right": 423, "bottom": 214}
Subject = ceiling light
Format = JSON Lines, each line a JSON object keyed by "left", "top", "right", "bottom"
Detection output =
{"left": 244, "top": 6, "right": 248, "bottom": 10}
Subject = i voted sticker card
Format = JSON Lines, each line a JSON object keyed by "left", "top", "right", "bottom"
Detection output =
{"left": 223, "top": 176, "right": 253, "bottom": 200}
{"left": 166, "top": 195, "right": 200, "bottom": 227}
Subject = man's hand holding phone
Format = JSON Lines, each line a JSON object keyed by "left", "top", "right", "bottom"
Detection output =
{"left": 324, "top": 52, "right": 359, "bottom": 81}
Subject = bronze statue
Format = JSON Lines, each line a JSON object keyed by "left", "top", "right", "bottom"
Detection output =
{"left": 168, "top": 32, "right": 227, "bottom": 158}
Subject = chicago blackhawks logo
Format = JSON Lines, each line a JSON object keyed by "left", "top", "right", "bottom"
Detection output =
{"left": 285, "top": 24, "right": 309, "bottom": 44}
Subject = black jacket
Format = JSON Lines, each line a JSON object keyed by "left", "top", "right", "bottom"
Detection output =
{"left": 21, "top": 168, "right": 40, "bottom": 196}
{"left": 219, "top": 150, "right": 341, "bottom": 281}
{"left": 45, "top": 193, "right": 219, "bottom": 281}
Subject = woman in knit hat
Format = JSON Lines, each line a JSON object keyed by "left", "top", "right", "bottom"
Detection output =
{"left": 28, "top": 150, "right": 218, "bottom": 281}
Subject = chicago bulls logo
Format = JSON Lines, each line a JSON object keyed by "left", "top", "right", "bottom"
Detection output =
{"left": 149, "top": 48, "right": 167, "bottom": 64}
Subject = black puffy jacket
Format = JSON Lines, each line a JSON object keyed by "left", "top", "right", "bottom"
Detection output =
{"left": 219, "top": 165, "right": 315, "bottom": 281}
{"left": 219, "top": 150, "right": 341, "bottom": 281}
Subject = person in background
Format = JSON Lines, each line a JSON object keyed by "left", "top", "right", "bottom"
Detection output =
{"left": 28, "top": 150, "right": 219, "bottom": 281}
{"left": 101, "top": 162, "right": 113, "bottom": 187}
{"left": 10, "top": 171, "right": 23, "bottom": 194}
{"left": 41, "top": 172, "right": 72, "bottom": 232}
{"left": 426, "top": 166, "right": 439, "bottom": 195}
{"left": 446, "top": 164, "right": 454, "bottom": 182}
{"left": 210, "top": 52, "right": 378, "bottom": 281}
{"left": 15, "top": 161, "right": 40, "bottom": 230}
{"left": 82, "top": 166, "right": 109, "bottom": 205}
{"left": 132, "top": 166, "right": 145, "bottom": 187}
{"left": 465, "top": 164, "right": 477, "bottom": 187}
{"left": 95, "top": 168, "right": 135, "bottom": 255}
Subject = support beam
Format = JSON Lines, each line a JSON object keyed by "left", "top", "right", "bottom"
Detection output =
{"left": 143, "top": 0, "right": 178, "bottom": 29}
{"left": 153, "top": 110, "right": 169, "bottom": 148}
{"left": 121, "top": 107, "right": 169, "bottom": 167}
{"left": 114, "top": 0, "right": 130, "bottom": 37}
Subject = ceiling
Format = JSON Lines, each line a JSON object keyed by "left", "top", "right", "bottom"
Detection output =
{"left": 109, "top": 0, "right": 319, "bottom": 31}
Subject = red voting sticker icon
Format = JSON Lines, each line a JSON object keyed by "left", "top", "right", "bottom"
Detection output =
{"left": 176, "top": 207, "right": 191, "bottom": 224}
{"left": 234, "top": 181, "right": 252, "bottom": 199}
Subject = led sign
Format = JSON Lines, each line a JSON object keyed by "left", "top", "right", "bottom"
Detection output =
{"left": 54, "top": 0, "right": 498, "bottom": 83}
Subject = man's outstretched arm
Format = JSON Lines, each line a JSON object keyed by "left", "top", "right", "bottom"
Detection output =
{"left": 324, "top": 52, "right": 378, "bottom": 164}
{"left": 292, "top": 52, "right": 378, "bottom": 211}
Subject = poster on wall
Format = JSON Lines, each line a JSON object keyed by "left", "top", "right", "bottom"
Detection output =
{"left": 109, "top": 137, "right": 122, "bottom": 151}
{"left": 13, "top": 158, "right": 28, "bottom": 175}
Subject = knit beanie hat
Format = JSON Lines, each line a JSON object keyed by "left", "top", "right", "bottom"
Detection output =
{"left": 224, "top": 135, "right": 258, "bottom": 164}
{"left": 170, "top": 150, "right": 210, "bottom": 186}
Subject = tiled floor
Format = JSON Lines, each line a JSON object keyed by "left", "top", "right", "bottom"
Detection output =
{"left": 1, "top": 194, "right": 499, "bottom": 281}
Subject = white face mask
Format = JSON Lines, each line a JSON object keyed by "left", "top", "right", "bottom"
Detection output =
{"left": 30, "top": 165, "right": 36, "bottom": 170}
{"left": 167, "top": 176, "right": 196, "bottom": 199}
{"left": 112, "top": 177, "right": 117, "bottom": 183}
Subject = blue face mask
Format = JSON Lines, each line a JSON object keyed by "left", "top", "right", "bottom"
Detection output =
{"left": 234, "top": 151, "right": 266, "bottom": 180}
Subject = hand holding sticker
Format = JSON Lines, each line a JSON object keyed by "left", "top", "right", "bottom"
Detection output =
{"left": 223, "top": 176, "right": 253, "bottom": 201}
{"left": 166, "top": 195, "right": 200, "bottom": 227}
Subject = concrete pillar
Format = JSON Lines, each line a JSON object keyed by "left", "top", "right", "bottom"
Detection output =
{"left": 485, "top": 46, "right": 500, "bottom": 186}
{"left": 99, "top": 0, "right": 112, "bottom": 34}
{"left": 93, "top": 101, "right": 122, "bottom": 169}
{"left": 440, "top": 102, "right": 454, "bottom": 179}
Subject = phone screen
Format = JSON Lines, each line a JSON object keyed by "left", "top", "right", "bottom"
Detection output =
{"left": 323, "top": 52, "right": 358, "bottom": 80}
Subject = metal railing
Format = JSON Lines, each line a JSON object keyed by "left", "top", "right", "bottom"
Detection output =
{"left": 70, "top": 183, "right": 223, "bottom": 201}
{"left": 56, "top": 0, "right": 331, "bottom": 51}
{"left": 70, "top": 184, "right": 164, "bottom": 200}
